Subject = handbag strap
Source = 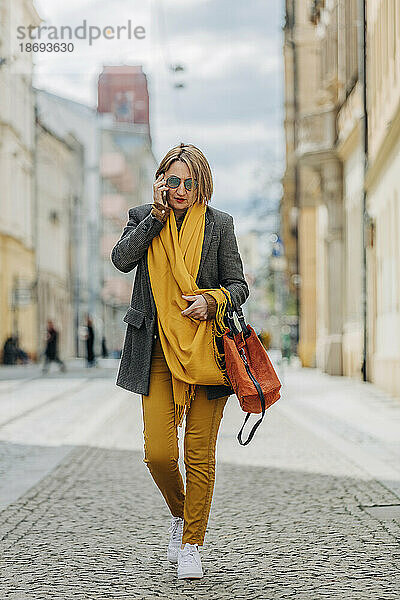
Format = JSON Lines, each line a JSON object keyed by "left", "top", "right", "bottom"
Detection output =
{"left": 220, "top": 288, "right": 249, "bottom": 337}
{"left": 236, "top": 347, "right": 267, "bottom": 446}
{"left": 237, "top": 411, "right": 265, "bottom": 446}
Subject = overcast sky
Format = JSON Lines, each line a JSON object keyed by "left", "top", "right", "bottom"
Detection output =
{"left": 33, "top": 0, "right": 284, "bottom": 217}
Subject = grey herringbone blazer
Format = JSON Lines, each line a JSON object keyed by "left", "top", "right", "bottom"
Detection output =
{"left": 111, "top": 203, "right": 249, "bottom": 400}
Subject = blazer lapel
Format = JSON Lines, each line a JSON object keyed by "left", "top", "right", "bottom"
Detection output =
{"left": 196, "top": 208, "right": 214, "bottom": 283}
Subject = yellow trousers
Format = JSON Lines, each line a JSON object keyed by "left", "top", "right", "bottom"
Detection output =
{"left": 141, "top": 336, "right": 228, "bottom": 546}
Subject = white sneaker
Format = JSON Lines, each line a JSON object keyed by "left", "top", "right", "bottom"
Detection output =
{"left": 177, "top": 543, "right": 203, "bottom": 579}
{"left": 167, "top": 516, "right": 184, "bottom": 563}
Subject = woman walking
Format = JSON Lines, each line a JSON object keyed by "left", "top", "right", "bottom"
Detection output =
{"left": 111, "top": 143, "right": 249, "bottom": 579}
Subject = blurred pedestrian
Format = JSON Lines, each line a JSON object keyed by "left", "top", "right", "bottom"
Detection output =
{"left": 42, "top": 320, "right": 66, "bottom": 374}
{"left": 281, "top": 325, "right": 292, "bottom": 363}
{"left": 101, "top": 336, "right": 108, "bottom": 358}
{"left": 14, "top": 335, "right": 29, "bottom": 364}
{"left": 85, "top": 316, "right": 96, "bottom": 367}
{"left": 2, "top": 337, "right": 17, "bottom": 365}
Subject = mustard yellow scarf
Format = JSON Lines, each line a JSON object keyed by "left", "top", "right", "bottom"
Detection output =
{"left": 147, "top": 201, "right": 232, "bottom": 427}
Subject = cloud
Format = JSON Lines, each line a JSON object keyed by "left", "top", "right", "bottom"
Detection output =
{"left": 154, "top": 120, "right": 283, "bottom": 161}
{"left": 160, "top": 0, "right": 283, "bottom": 39}
{"left": 165, "top": 32, "right": 281, "bottom": 79}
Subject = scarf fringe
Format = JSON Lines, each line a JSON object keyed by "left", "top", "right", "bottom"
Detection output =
{"left": 175, "top": 383, "right": 197, "bottom": 428}
{"left": 211, "top": 289, "right": 232, "bottom": 387}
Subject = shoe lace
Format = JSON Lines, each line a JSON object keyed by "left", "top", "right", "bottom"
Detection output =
{"left": 180, "top": 543, "right": 199, "bottom": 565}
{"left": 168, "top": 516, "right": 183, "bottom": 542}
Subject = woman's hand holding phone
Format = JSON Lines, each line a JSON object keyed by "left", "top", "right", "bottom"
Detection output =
{"left": 152, "top": 173, "right": 171, "bottom": 223}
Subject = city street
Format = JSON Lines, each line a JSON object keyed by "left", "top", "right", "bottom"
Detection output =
{"left": 0, "top": 361, "right": 399, "bottom": 599}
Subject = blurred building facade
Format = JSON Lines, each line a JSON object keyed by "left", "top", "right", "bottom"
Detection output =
{"left": 364, "top": 1, "right": 400, "bottom": 396}
{"left": 35, "top": 90, "right": 100, "bottom": 357}
{"left": 0, "top": 0, "right": 40, "bottom": 358}
{"left": 282, "top": 0, "right": 400, "bottom": 397}
{"left": 35, "top": 120, "right": 84, "bottom": 360}
{"left": 282, "top": 0, "right": 323, "bottom": 369}
{"left": 98, "top": 66, "right": 156, "bottom": 354}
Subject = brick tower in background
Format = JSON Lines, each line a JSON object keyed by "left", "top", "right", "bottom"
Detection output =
{"left": 97, "top": 65, "right": 150, "bottom": 134}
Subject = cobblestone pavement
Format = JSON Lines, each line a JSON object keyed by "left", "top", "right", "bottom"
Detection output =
{"left": 0, "top": 364, "right": 399, "bottom": 599}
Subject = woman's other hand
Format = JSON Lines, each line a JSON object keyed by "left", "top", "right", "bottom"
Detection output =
{"left": 181, "top": 294, "right": 208, "bottom": 320}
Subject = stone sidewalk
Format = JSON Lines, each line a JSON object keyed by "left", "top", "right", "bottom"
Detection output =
{"left": 0, "top": 362, "right": 400, "bottom": 599}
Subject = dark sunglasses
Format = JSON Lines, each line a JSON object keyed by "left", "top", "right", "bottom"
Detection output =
{"left": 165, "top": 175, "right": 198, "bottom": 191}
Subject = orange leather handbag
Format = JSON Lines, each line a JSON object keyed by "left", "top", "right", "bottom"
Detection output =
{"left": 221, "top": 290, "right": 282, "bottom": 445}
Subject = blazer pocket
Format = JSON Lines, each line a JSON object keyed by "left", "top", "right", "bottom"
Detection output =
{"left": 123, "top": 307, "right": 145, "bottom": 328}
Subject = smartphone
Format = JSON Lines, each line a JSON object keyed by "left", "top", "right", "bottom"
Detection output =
{"left": 158, "top": 171, "right": 168, "bottom": 205}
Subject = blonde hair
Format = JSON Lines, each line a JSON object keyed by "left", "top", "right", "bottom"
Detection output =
{"left": 155, "top": 143, "right": 213, "bottom": 205}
